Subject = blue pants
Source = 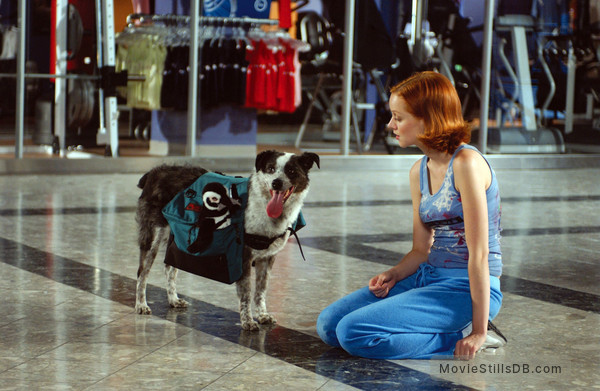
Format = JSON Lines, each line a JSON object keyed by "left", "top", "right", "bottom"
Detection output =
{"left": 316, "top": 263, "right": 502, "bottom": 359}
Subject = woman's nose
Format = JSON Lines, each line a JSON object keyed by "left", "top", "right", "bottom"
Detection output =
{"left": 386, "top": 118, "right": 395, "bottom": 130}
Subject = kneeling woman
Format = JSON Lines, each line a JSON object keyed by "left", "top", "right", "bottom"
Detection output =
{"left": 317, "top": 71, "right": 506, "bottom": 360}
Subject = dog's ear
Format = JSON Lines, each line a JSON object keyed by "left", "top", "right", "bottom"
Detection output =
{"left": 137, "top": 172, "right": 149, "bottom": 189}
{"left": 299, "top": 152, "right": 320, "bottom": 171}
{"left": 255, "top": 150, "right": 278, "bottom": 172}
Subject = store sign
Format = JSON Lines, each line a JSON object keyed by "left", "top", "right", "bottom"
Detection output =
{"left": 203, "top": 0, "right": 272, "bottom": 18}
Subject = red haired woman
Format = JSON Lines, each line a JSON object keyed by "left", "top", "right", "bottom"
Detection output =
{"left": 317, "top": 71, "right": 506, "bottom": 359}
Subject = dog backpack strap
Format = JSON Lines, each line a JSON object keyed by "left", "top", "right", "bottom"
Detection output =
{"left": 287, "top": 226, "right": 306, "bottom": 261}
{"left": 293, "top": 211, "right": 306, "bottom": 231}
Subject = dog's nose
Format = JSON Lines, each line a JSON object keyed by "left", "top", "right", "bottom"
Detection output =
{"left": 272, "top": 178, "right": 283, "bottom": 191}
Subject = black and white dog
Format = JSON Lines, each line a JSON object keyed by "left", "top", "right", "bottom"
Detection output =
{"left": 135, "top": 150, "right": 320, "bottom": 330}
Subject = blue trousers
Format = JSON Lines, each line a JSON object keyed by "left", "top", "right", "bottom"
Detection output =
{"left": 316, "top": 263, "right": 502, "bottom": 359}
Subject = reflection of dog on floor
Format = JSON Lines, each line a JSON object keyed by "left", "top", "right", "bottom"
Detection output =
{"left": 134, "top": 150, "right": 320, "bottom": 330}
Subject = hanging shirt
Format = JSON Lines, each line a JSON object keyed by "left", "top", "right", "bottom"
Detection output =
{"left": 235, "top": 39, "right": 248, "bottom": 105}
{"left": 293, "top": 46, "right": 302, "bottom": 109}
{"left": 279, "top": 0, "right": 292, "bottom": 29}
{"left": 118, "top": 35, "right": 166, "bottom": 110}
{"left": 0, "top": 27, "right": 17, "bottom": 60}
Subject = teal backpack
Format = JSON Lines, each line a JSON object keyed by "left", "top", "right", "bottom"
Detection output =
{"left": 162, "top": 172, "right": 305, "bottom": 284}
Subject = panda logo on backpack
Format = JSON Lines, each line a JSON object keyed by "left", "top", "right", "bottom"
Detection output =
{"left": 186, "top": 182, "right": 242, "bottom": 254}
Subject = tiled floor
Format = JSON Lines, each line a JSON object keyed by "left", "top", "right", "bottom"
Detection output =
{"left": 1, "top": 152, "right": 599, "bottom": 390}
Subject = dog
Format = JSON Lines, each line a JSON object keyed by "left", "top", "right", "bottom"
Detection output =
{"left": 134, "top": 150, "right": 320, "bottom": 330}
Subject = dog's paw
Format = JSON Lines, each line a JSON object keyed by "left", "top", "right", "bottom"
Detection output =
{"left": 241, "top": 320, "right": 260, "bottom": 331}
{"left": 169, "top": 298, "right": 189, "bottom": 308}
{"left": 135, "top": 304, "right": 152, "bottom": 315}
{"left": 257, "top": 313, "right": 277, "bottom": 325}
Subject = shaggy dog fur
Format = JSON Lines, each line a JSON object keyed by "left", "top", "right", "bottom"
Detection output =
{"left": 135, "top": 150, "right": 320, "bottom": 330}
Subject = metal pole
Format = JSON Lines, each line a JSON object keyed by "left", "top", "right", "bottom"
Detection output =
{"left": 0, "top": 73, "right": 144, "bottom": 80}
{"left": 95, "top": 0, "right": 106, "bottom": 142}
{"left": 564, "top": 43, "right": 576, "bottom": 134}
{"left": 187, "top": 0, "right": 200, "bottom": 156}
{"left": 478, "top": 0, "right": 495, "bottom": 154}
{"left": 15, "top": 0, "right": 27, "bottom": 159}
{"left": 102, "top": 0, "right": 119, "bottom": 157}
{"left": 340, "top": 0, "right": 356, "bottom": 155}
{"left": 127, "top": 13, "right": 278, "bottom": 26}
{"left": 410, "top": 0, "right": 423, "bottom": 66}
{"left": 55, "top": 0, "right": 68, "bottom": 156}
{"left": 2, "top": 73, "right": 94, "bottom": 79}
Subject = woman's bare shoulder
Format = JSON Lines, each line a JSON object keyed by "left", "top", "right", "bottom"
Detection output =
{"left": 454, "top": 147, "right": 486, "bottom": 170}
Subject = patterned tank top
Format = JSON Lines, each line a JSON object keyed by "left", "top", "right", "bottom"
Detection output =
{"left": 419, "top": 144, "right": 502, "bottom": 276}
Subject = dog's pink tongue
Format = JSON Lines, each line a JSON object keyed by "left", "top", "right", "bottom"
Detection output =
{"left": 267, "top": 191, "right": 284, "bottom": 218}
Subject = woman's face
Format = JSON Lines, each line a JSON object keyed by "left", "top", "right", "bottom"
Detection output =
{"left": 387, "top": 95, "right": 425, "bottom": 148}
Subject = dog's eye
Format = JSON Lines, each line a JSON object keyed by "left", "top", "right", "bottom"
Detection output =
{"left": 266, "top": 166, "right": 275, "bottom": 174}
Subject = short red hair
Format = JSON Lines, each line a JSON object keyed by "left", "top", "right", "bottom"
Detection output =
{"left": 389, "top": 71, "right": 471, "bottom": 154}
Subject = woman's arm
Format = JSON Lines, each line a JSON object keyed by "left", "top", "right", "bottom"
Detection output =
{"left": 370, "top": 160, "right": 433, "bottom": 297}
{"left": 453, "top": 149, "right": 492, "bottom": 359}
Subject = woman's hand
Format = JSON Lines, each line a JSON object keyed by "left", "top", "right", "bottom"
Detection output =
{"left": 454, "top": 332, "right": 487, "bottom": 360}
{"left": 368, "top": 271, "right": 397, "bottom": 298}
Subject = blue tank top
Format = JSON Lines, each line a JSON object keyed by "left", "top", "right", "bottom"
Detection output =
{"left": 419, "top": 144, "right": 502, "bottom": 276}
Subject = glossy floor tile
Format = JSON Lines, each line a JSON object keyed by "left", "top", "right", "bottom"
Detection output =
{"left": 0, "top": 156, "right": 599, "bottom": 390}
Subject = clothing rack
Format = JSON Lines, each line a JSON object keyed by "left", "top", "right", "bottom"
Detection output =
{"left": 123, "top": 12, "right": 278, "bottom": 156}
{"left": 126, "top": 13, "right": 280, "bottom": 27}
{"left": 117, "top": 12, "right": 309, "bottom": 117}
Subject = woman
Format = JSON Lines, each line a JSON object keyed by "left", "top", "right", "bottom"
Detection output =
{"left": 316, "top": 71, "right": 506, "bottom": 360}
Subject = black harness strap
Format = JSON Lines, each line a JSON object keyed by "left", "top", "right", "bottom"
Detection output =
{"left": 244, "top": 227, "right": 306, "bottom": 261}
{"left": 243, "top": 232, "right": 284, "bottom": 250}
{"left": 286, "top": 227, "right": 306, "bottom": 261}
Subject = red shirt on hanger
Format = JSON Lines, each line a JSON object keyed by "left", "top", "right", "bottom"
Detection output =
{"left": 279, "top": 0, "right": 292, "bottom": 29}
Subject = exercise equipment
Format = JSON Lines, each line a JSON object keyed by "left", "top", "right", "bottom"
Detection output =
{"left": 293, "top": 11, "right": 363, "bottom": 151}
{"left": 294, "top": 1, "right": 396, "bottom": 152}
{"left": 487, "top": 9, "right": 565, "bottom": 153}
